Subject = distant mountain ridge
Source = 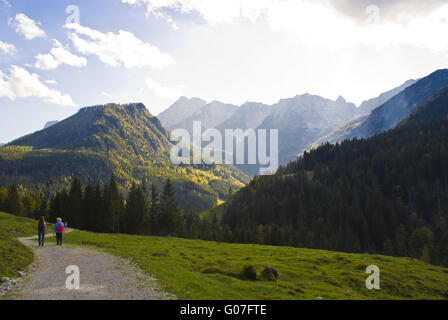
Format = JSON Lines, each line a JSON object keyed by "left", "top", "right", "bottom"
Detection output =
{"left": 160, "top": 93, "right": 359, "bottom": 174}
{"left": 355, "top": 79, "right": 417, "bottom": 118}
{"left": 217, "top": 102, "right": 272, "bottom": 131}
{"left": 170, "top": 100, "right": 239, "bottom": 134}
{"left": 158, "top": 78, "right": 421, "bottom": 175}
{"left": 158, "top": 97, "right": 206, "bottom": 129}
{"left": 157, "top": 70, "right": 444, "bottom": 175}
{"left": 257, "top": 94, "right": 357, "bottom": 168}
{"left": 346, "top": 69, "right": 448, "bottom": 140}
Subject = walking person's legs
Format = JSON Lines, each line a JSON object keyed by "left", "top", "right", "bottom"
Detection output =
{"left": 38, "top": 232, "right": 42, "bottom": 246}
{"left": 56, "top": 233, "right": 62, "bottom": 246}
{"left": 41, "top": 232, "right": 45, "bottom": 247}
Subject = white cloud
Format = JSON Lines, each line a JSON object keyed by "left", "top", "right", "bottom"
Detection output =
{"left": 45, "top": 80, "right": 58, "bottom": 85}
{"left": 0, "top": 65, "right": 75, "bottom": 106}
{"left": 121, "top": 0, "right": 448, "bottom": 51}
{"left": 12, "top": 13, "right": 46, "bottom": 40}
{"left": 145, "top": 77, "right": 182, "bottom": 99}
{"left": 122, "top": 0, "right": 270, "bottom": 24}
{"left": 65, "top": 23, "right": 174, "bottom": 69}
{"left": 0, "top": 40, "right": 16, "bottom": 55}
{"left": 34, "top": 40, "right": 87, "bottom": 70}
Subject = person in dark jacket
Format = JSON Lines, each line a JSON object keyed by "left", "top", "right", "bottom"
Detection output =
{"left": 37, "top": 216, "right": 47, "bottom": 247}
{"left": 53, "top": 218, "right": 65, "bottom": 246}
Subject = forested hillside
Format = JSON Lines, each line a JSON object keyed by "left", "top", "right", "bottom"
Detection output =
{"left": 0, "top": 103, "right": 249, "bottom": 211}
{"left": 220, "top": 88, "right": 448, "bottom": 266}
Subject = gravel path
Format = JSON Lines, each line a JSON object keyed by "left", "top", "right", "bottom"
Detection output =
{"left": 7, "top": 233, "right": 173, "bottom": 300}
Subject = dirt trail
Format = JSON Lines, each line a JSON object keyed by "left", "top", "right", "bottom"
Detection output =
{"left": 6, "top": 232, "right": 173, "bottom": 300}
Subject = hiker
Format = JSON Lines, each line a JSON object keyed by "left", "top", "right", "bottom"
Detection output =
{"left": 54, "top": 218, "right": 65, "bottom": 246}
{"left": 37, "top": 216, "right": 47, "bottom": 247}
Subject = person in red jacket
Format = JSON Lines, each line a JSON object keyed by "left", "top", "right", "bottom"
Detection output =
{"left": 53, "top": 218, "right": 65, "bottom": 246}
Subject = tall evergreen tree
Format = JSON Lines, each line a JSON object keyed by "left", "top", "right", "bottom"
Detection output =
{"left": 67, "top": 178, "right": 83, "bottom": 227}
{"left": 49, "top": 188, "right": 68, "bottom": 222}
{"left": 124, "top": 183, "right": 148, "bottom": 234}
{"left": 5, "top": 185, "right": 24, "bottom": 216}
{"left": 35, "top": 197, "right": 49, "bottom": 220}
{"left": 82, "top": 182, "right": 97, "bottom": 231}
{"left": 102, "top": 176, "right": 124, "bottom": 233}
{"left": 149, "top": 183, "right": 160, "bottom": 235}
{"left": 159, "top": 179, "right": 182, "bottom": 236}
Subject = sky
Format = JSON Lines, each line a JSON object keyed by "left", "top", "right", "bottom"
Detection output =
{"left": 1, "top": 0, "right": 448, "bottom": 143}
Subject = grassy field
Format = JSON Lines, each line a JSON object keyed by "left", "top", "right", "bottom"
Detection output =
{"left": 0, "top": 212, "right": 37, "bottom": 278}
{"left": 1, "top": 211, "right": 447, "bottom": 300}
{"left": 63, "top": 229, "right": 448, "bottom": 300}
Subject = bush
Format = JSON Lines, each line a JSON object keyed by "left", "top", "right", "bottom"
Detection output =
{"left": 242, "top": 265, "right": 257, "bottom": 280}
{"left": 261, "top": 266, "right": 279, "bottom": 281}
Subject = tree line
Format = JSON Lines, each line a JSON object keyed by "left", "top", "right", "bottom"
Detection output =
{"left": 0, "top": 185, "right": 48, "bottom": 220}
{"left": 47, "top": 177, "right": 186, "bottom": 236}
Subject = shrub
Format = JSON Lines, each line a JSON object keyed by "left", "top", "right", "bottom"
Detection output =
{"left": 242, "top": 265, "right": 257, "bottom": 280}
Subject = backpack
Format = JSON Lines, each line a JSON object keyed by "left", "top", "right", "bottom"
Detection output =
{"left": 38, "top": 222, "right": 45, "bottom": 232}
{"left": 57, "top": 222, "right": 63, "bottom": 233}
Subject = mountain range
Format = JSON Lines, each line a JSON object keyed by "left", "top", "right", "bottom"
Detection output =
{"left": 0, "top": 103, "right": 249, "bottom": 211}
{"left": 2, "top": 68, "right": 448, "bottom": 214}
{"left": 159, "top": 94, "right": 358, "bottom": 174}
{"left": 158, "top": 78, "right": 419, "bottom": 174}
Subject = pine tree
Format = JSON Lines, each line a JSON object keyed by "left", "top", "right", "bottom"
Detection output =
{"left": 82, "top": 182, "right": 97, "bottom": 231}
{"left": 5, "top": 185, "right": 24, "bottom": 216}
{"left": 149, "top": 183, "right": 160, "bottom": 235}
{"left": 22, "top": 193, "right": 36, "bottom": 218}
{"left": 67, "top": 178, "right": 83, "bottom": 228}
{"left": 93, "top": 184, "right": 103, "bottom": 230}
{"left": 49, "top": 188, "right": 68, "bottom": 223}
{"left": 383, "top": 237, "right": 394, "bottom": 255}
{"left": 124, "top": 183, "right": 148, "bottom": 234}
{"left": 36, "top": 198, "right": 49, "bottom": 220}
{"left": 102, "top": 176, "right": 124, "bottom": 233}
{"left": 159, "top": 179, "right": 182, "bottom": 236}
